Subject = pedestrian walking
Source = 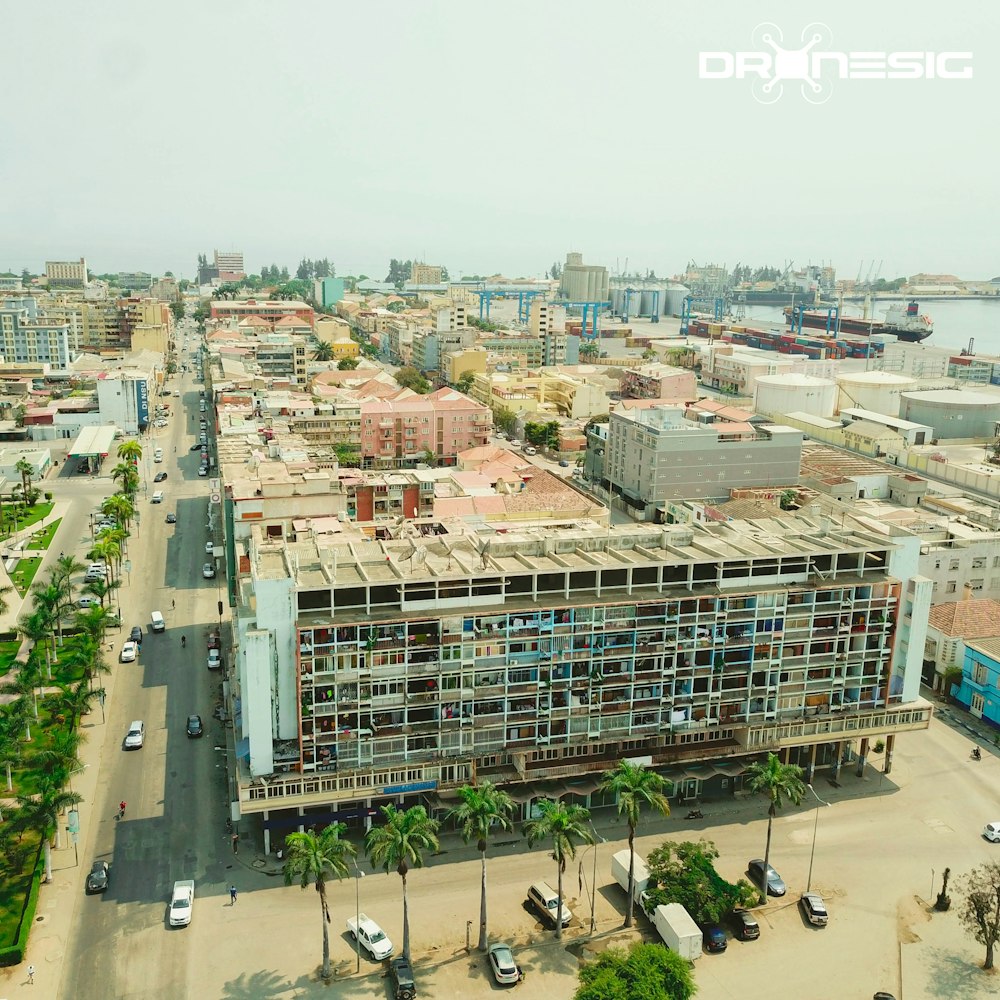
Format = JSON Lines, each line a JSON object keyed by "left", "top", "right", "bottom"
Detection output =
{"left": 230, "top": 885, "right": 237, "bottom": 905}
{"left": 27, "top": 963, "right": 34, "bottom": 984}
{"left": 231, "top": 832, "right": 239, "bottom": 854}
{"left": 119, "top": 800, "right": 126, "bottom": 820}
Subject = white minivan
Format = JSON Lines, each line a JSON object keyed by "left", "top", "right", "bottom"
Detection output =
{"left": 151, "top": 491, "right": 164, "bottom": 504}
{"left": 150, "top": 610, "right": 166, "bottom": 633}
{"left": 153, "top": 448, "right": 164, "bottom": 463}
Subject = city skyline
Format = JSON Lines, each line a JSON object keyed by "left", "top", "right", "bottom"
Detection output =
{"left": 1, "top": 1, "right": 995, "bottom": 278}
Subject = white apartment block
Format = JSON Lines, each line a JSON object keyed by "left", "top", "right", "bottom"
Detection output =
{"left": 45, "top": 258, "right": 88, "bottom": 287}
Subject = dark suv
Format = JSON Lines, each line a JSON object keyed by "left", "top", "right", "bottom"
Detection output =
{"left": 390, "top": 956, "right": 416, "bottom": 999}
{"left": 731, "top": 908, "right": 760, "bottom": 940}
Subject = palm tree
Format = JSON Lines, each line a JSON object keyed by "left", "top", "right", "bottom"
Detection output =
{"left": 29, "top": 729, "right": 81, "bottom": 790}
{"left": 17, "top": 610, "right": 53, "bottom": 679}
{"left": 117, "top": 439, "right": 143, "bottom": 465}
{"left": 54, "top": 679, "right": 103, "bottom": 727}
{"left": 283, "top": 823, "right": 356, "bottom": 980}
{"left": 101, "top": 493, "right": 135, "bottom": 529}
{"left": 90, "top": 539, "right": 121, "bottom": 585}
{"left": 313, "top": 341, "right": 334, "bottom": 362}
{"left": 0, "top": 582, "right": 12, "bottom": 619}
{"left": 448, "top": 781, "right": 514, "bottom": 951}
{"left": 745, "top": 752, "right": 806, "bottom": 903}
{"left": 111, "top": 463, "right": 139, "bottom": 498}
{"left": 14, "top": 459, "right": 34, "bottom": 505}
{"left": 1, "top": 660, "right": 41, "bottom": 723}
{"left": 82, "top": 577, "right": 117, "bottom": 610}
{"left": 523, "top": 798, "right": 594, "bottom": 940}
{"left": 0, "top": 712, "right": 24, "bottom": 792}
{"left": 16, "top": 781, "right": 83, "bottom": 882}
{"left": 600, "top": 761, "right": 671, "bottom": 927}
{"left": 365, "top": 804, "right": 440, "bottom": 960}
{"left": 75, "top": 603, "right": 117, "bottom": 643}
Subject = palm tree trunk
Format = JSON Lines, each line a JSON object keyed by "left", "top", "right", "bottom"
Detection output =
{"left": 555, "top": 860, "right": 564, "bottom": 941}
{"left": 5, "top": 762, "right": 11, "bottom": 791}
{"left": 625, "top": 825, "right": 636, "bottom": 928}
{"left": 319, "top": 882, "right": 331, "bottom": 979}
{"left": 760, "top": 805, "right": 775, "bottom": 904}
{"left": 401, "top": 869, "right": 411, "bottom": 961}
{"left": 478, "top": 849, "right": 488, "bottom": 951}
{"left": 43, "top": 839, "right": 52, "bottom": 883}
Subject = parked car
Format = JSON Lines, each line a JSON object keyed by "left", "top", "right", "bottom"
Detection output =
{"left": 154, "top": 472, "right": 168, "bottom": 482}
{"left": 347, "top": 913, "right": 393, "bottom": 960}
{"left": 124, "top": 720, "right": 145, "bottom": 749}
{"left": 527, "top": 881, "right": 572, "bottom": 927}
{"left": 799, "top": 892, "right": 829, "bottom": 926}
{"left": 730, "top": 908, "right": 760, "bottom": 940}
{"left": 78, "top": 596, "right": 99, "bottom": 608}
{"left": 203, "top": 563, "right": 216, "bottom": 579}
{"left": 207, "top": 649, "right": 221, "bottom": 670}
{"left": 748, "top": 859, "right": 786, "bottom": 896}
{"left": 984, "top": 822, "right": 1000, "bottom": 842}
{"left": 129, "top": 626, "right": 143, "bottom": 646}
{"left": 487, "top": 943, "right": 520, "bottom": 985}
{"left": 558, "top": 459, "right": 570, "bottom": 467}
{"left": 186, "top": 715, "right": 203, "bottom": 738}
{"left": 166, "top": 513, "right": 177, "bottom": 523}
{"left": 702, "top": 923, "right": 727, "bottom": 952}
{"left": 389, "top": 956, "right": 416, "bottom": 1000}
{"left": 205, "top": 541, "right": 214, "bottom": 554}
{"left": 189, "top": 443, "right": 202, "bottom": 451}
{"left": 119, "top": 641, "right": 138, "bottom": 663}
{"left": 86, "top": 860, "right": 110, "bottom": 894}
{"left": 198, "top": 467, "right": 208, "bottom": 477}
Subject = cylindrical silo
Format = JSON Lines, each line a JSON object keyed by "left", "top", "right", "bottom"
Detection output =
{"left": 754, "top": 373, "right": 838, "bottom": 419}
{"left": 901, "top": 388, "right": 1000, "bottom": 440}
{"left": 836, "top": 371, "right": 917, "bottom": 415}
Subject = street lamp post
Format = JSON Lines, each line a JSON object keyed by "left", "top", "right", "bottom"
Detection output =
{"left": 578, "top": 824, "right": 606, "bottom": 936}
{"left": 353, "top": 863, "right": 365, "bottom": 972}
{"left": 805, "top": 784, "right": 832, "bottom": 893}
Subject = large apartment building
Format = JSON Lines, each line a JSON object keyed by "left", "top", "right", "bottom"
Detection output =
{"left": 0, "top": 297, "right": 73, "bottom": 368}
{"left": 230, "top": 513, "right": 932, "bottom": 847}
{"left": 45, "top": 258, "right": 88, "bottom": 287}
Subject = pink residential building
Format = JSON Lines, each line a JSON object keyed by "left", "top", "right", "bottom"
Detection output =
{"left": 360, "top": 388, "right": 492, "bottom": 467}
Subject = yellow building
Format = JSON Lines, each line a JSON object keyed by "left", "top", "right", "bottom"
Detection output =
{"left": 470, "top": 368, "right": 611, "bottom": 420}
{"left": 446, "top": 349, "right": 487, "bottom": 384}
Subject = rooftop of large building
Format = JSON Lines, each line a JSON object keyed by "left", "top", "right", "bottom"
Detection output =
{"left": 927, "top": 599, "right": 1000, "bottom": 638}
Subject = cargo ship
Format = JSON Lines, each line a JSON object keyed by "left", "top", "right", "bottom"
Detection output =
{"left": 687, "top": 318, "right": 881, "bottom": 360}
{"left": 783, "top": 300, "right": 933, "bottom": 342}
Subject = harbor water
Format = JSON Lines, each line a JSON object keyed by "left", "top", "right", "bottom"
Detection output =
{"left": 742, "top": 299, "right": 1000, "bottom": 357}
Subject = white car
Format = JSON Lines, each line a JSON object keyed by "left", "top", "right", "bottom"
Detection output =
{"left": 169, "top": 880, "right": 194, "bottom": 927}
{"left": 488, "top": 943, "right": 520, "bottom": 985}
{"left": 347, "top": 913, "right": 394, "bottom": 960}
{"left": 207, "top": 648, "right": 221, "bottom": 670}
{"left": 985, "top": 822, "right": 1000, "bottom": 842}
{"left": 205, "top": 541, "right": 215, "bottom": 554}
{"left": 124, "top": 720, "right": 145, "bottom": 749}
{"left": 120, "top": 641, "right": 138, "bottom": 663}
{"left": 198, "top": 468, "right": 208, "bottom": 477}
{"left": 203, "top": 563, "right": 216, "bottom": 579}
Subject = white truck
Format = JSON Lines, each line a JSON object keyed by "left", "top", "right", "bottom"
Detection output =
{"left": 611, "top": 848, "right": 651, "bottom": 911}
{"left": 652, "top": 902, "right": 701, "bottom": 961}
{"left": 347, "top": 912, "right": 394, "bottom": 960}
{"left": 169, "top": 879, "right": 195, "bottom": 927}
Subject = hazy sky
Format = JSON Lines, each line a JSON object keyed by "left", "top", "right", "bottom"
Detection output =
{"left": 2, "top": 1, "right": 997, "bottom": 281}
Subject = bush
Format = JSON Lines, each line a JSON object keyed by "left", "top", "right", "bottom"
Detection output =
{"left": 43, "top": 492, "right": 52, "bottom": 501}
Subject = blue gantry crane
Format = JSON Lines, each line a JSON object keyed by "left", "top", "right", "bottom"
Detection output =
{"left": 680, "top": 295, "right": 727, "bottom": 335}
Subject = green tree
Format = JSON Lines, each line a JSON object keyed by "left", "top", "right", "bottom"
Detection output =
{"left": 645, "top": 838, "right": 756, "bottom": 924}
{"left": 111, "top": 462, "right": 139, "bottom": 498}
{"left": 337, "top": 357, "right": 360, "bottom": 371}
{"left": 169, "top": 301, "right": 185, "bottom": 322}
{"left": 600, "top": 761, "right": 671, "bottom": 927}
{"left": 332, "top": 443, "right": 361, "bottom": 467}
{"left": 395, "top": 367, "right": 431, "bottom": 394}
{"left": 579, "top": 340, "right": 600, "bottom": 360}
{"left": 117, "top": 439, "right": 143, "bottom": 465}
{"left": 745, "top": 752, "right": 806, "bottom": 903}
{"left": 448, "top": 781, "right": 515, "bottom": 951}
{"left": 523, "top": 798, "right": 594, "bottom": 940}
{"left": 14, "top": 459, "right": 33, "bottom": 503}
{"left": 574, "top": 941, "right": 695, "bottom": 1000}
{"left": 283, "top": 823, "right": 356, "bottom": 980}
{"left": 957, "top": 861, "right": 1000, "bottom": 970}
{"left": 101, "top": 493, "right": 135, "bottom": 530}
{"left": 455, "top": 371, "right": 475, "bottom": 393}
{"left": 365, "top": 803, "right": 440, "bottom": 960}
{"left": 0, "top": 711, "right": 25, "bottom": 792}
{"left": 493, "top": 405, "right": 517, "bottom": 437}
{"left": 313, "top": 341, "right": 334, "bottom": 362}
{"left": 16, "top": 780, "right": 83, "bottom": 883}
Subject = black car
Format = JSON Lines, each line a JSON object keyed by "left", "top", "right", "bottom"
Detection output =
{"left": 129, "top": 626, "right": 143, "bottom": 646}
{"left": 154, "top": 472, "right": 168, "bottom": 482}
{"left": 186, "top": 715, "right": 204, "bottom": 738}
{"left": 702, "top": 923, "right": 727, "bottom": 952}
{"left": 189, "top": 442, "right": 202, "bottom": 451}
{"left": 86, "top": 860, "right": 110, "bottom": 894}
{"left": 166, "top": 513, "right": 177, "bottom": 523}
{"left": 390, "top": 956, "right": 416, "bottom": 1000}
{"left": 730, "top": 909, "right": 760, "bottom": 940}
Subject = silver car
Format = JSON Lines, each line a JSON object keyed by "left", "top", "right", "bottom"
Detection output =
{"left": 487, "top": 943, "right": 520, "bottom": 985}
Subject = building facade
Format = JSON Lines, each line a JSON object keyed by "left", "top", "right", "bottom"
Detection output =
{"left": 96, "top": 372, "right": 155, "bottom": 433}
{"left": 45, "top": 258, "right": 88, "bottom": 287}
{"left": 229, "top": 514, "right": 932, "bottom": 846}
{"left": 0, "top": 297, "right": 73, "bottom": 368}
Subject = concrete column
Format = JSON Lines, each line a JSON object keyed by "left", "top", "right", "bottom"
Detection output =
{"left": 883, "top": 733, "right": 895, "bottom": 775}
{"left": 263, "top": 811, "right": 271, "bottom": 855}
{"left": 806, "top": 743, "right": 817, "bottom": 784}
{"left": 365, "top": 797, "right": 373, "bottom": 832}
{"left": 297, "top": 806, "right": 305, "bottom": 834}
{"left": 856, "top": 737, "right": 869, "bottom": 778}
{"left": 832, "top": 741, "right": 843, "bottom": 780}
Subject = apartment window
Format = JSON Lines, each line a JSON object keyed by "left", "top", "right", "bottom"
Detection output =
{"left": 970, "top": 579, "right": 984, "bottom": 592}
{"left": 973, "top": 557, "right": 986, "bottom": 569}
{"left": 946, "top": 582, "right": 957, "bottom": 594}
{"left": 973, "top": 663, "right": 989, "bottom": 686}
{"left": 949, "top": 559, "right": 960, "bottom": 571}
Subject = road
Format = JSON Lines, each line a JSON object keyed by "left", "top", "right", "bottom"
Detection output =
{"left": 60, "top": 366, "right": 228, "bottom": 1000}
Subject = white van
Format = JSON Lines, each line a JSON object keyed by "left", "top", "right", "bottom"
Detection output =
{"left": 153, "top": 448, "right": 164, "bottom": 464}
{"left": 151, "top": 491, "right": 164, "bottom": 504}
{"left": 150, "top": 611, "right": 165, "bottom": 633}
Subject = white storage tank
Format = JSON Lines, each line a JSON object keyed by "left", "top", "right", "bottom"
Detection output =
{"left": 836, "top": 371, "right": 917, "bottom": 416}
{"left": 754, "top": 373, "right": 838, "bottom": 419}
{"left": 901, "top": 388, "right": 1000, "bottom": 440}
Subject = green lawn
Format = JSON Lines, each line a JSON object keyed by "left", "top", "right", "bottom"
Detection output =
{"left": 0, "top": 503, "right": 53, "bottom": 539}
{"left": 9, "top": 558, "right": 42, "bottom": 598}
{"left": 0, "top": 640, "right": 21, "bottom": 677}
{"left": 27, "top": 519, "right": 60, "bottom": 551}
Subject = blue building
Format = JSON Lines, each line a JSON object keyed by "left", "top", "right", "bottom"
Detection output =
{"left": 953, "top": 638, "right": 1000, "bottom": 730}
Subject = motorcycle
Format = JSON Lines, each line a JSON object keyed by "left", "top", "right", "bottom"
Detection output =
{"left": 685, "top": 809, "right": 704, "bottom": 820}
{"left": 971, "top": 748, "right": 982, "bottom": 761}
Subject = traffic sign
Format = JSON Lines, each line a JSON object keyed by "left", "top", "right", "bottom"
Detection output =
{"left": 211, "top": 493, "right": 221, "bottom": 504}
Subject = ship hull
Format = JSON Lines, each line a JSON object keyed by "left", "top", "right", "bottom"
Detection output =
{"left": 784, "top": 309, "right": 933, "bottom": 343}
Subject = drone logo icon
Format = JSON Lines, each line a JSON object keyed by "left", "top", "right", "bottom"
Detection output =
{"left": 698, "top": 23, "right": 972, "bottom": 104}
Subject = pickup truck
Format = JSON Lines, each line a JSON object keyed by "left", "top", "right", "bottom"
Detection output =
{"left": 347, "top": 912, "right": 394, "bottom": 960}
{"left": 169, "top": 880, "right": 195, "bottom": 927}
